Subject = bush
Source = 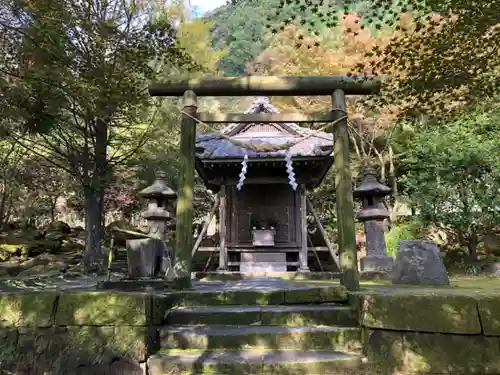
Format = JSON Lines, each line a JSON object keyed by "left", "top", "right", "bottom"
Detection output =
{"left": 385, "top": 220, "right": 421, "bottom": 257}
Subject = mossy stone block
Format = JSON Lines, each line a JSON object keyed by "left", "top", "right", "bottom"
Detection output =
{"left": 174, "top": 290, "right": 285, "bottom": 306}
{"left": 363, "top": 329, "right": 404, "bottom": 375}
{"left": 284, "top": 286, "right": 348, "bottom": 304}
{"left": 284, "top": 288, "right": 322, "bottom": 303}
{"left": 151, "top": 294, "right": 176, "bottom": 325}
{"left": 160, "top": 327, "right": 362, "bottom": 352}
{"left": 402, "top": 332, "right": 500, "bottom": 374}
{"left": 262, "top": 357, "right": 363, "bottom": 375}
{"left": 168, "top": 309, "right": 263, "bottom": 326}
{"left": 477, "top": 296, "right": 500, "bottom": 336}
{"left": 0, "top": 326, "right": 146, "bottom": 375}
{"left": 55, "top": 291, "right": 150, "bottom": 326}
{"left": 361, "top": 293, "right": 481, "bottom": 333}
{"left": 148, "top": 352, "right": 261, "bottom": 375}
{"left": 0, "top": 291, "right": 58, "bottom": 327}
{"left": 261, "top": 308, "right": 356, "bottom": 327}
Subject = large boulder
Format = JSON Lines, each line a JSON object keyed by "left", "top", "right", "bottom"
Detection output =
{"left": 44, "top": 221, "right": 71, "bottom": 234}
{"left": 390, "top": 240, "right": 449, "bottom": 285}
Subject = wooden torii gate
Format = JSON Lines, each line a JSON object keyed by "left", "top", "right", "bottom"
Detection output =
{"left": 148, "top": 75, "right": 381, "bottom": 290}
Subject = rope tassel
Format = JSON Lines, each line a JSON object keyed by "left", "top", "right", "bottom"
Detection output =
{"left": 285, "top": 151, "right": 298, "bottom": 190}
{"left": 237, "top": 154, "right": 248, "bottom": 191}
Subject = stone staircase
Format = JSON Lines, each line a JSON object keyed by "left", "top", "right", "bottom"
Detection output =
{"left": 148, "top": 282, "right": 366, "bottom": 375}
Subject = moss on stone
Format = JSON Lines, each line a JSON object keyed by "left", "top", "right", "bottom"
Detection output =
{"left": 363, "top": 329, "right": 404, "bottom": 375}
{"left": 477, "top": 296, "right": 500, "bottom": 336}
{"left": 173, "top": 290, "right": 285, "bottom": 306}
{"left": 402, "top": 332, "right": 500, "bottom": 374}
{"left": 113, "top": 326, "right": 148, "bottom": 361}
{"left": 361, "top": 293, "right": 482, "bottom": 334}
{"left": 160, "top": 327, "right": 362, "bottom": 352}
{"left": 284, "top": 286, "right": 348, "bottom": 304}
{"left": 262, "top": 356, "right": 363, "bottom": 375}
{"left": 151, "top": 294, "right": 176, "bottom": 325}
{"left": 0, "top": 292, "right": 58, "bottom": 327}
{"left": 55, "top": 291, "right": 149, "bottom": 326}
{"left": 261, "top": 308, "right": 356, "bottom": 327}
{"left": 0, "top": 326, "right": 142, "bottom": 375}
{"left": 0, "top": 328, "right": 18, "bottom": 362}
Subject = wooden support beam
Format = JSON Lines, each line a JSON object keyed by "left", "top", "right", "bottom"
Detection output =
{"left": 218, "top": 184, "right": 228, "bottom": 271}
{"left": 299, "top": 185, "right": 310, "bottom": 271}
{"left": 173, "top": 90, "right": 197, "bottom": 289}
{"left": 191, "top": 194, "right": 220, "bottom": 257}
{"left": 332, "top": 89, "right": 360, "bottom": 290}
{"left": 197, "top": 246, "right": 330, "bottom": 252}
{"left": 149, "top": 75, "right": 382, "bottom": 97}
{"left": 211, "top": 176, "right": 293, "bottom": 185}
{"left": 197, "top": 112, "right": 339, "bottom": 124}
{"left": 306, "top": 196, "right": 340, "bottom": 270}
{"left": 308, "top": 235, "right": 324, "bottom": 272}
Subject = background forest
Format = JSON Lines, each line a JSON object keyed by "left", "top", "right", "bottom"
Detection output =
{"left": 0, "top": 0, "right": 499, "bottom": 277}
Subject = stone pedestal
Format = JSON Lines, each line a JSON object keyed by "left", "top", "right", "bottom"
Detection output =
{"left": 126, "top": 239, "right": 167, "bottom": 278}
{"left": 240, "top": 252, "right": 287, "bottom": 273}
{"left": 361, "top": 221, "right": 394, "bottom": 272}
{"left": 390, "top": 240, "right": 449, "bottom": 285}
{"left": 360, "top": 254, "right": 394, "bottom": 273}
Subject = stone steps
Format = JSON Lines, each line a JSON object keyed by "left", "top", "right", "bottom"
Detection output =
{"left": 149, "top": 281, "right": 364, "bottom": 375}
{"left": 159, "top": 325, "right": 363, "bottom": 351}
{"left": 148, "top": 349, "right": 366, "bottom": 375}
{"left": 170, "top": 284, "right": 348, "bottom": 306}
{"left": 166, "top": 304, "right": 356, "bottom": 326}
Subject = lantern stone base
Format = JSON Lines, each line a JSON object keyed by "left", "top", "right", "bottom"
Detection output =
{"left": 126, "top": 238, "right": 167, "bottom": 278}
{"left": 360, "top": 254, "right": 394, "bottom": 273}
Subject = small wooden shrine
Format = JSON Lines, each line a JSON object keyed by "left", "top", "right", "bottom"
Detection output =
{"left": 193, "top": 97, "right": 338, "bottom": 272}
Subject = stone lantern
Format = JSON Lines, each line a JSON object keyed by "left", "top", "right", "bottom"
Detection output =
{"left": 126, "top": 173, "right": 177, "bottom": 279}
{"left": 354, "top": 169, "right": 394, "bottom": 273}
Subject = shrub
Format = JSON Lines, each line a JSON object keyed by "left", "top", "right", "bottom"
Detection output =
{"left": 385, "top": 220, "right": 421, "bottom": 257}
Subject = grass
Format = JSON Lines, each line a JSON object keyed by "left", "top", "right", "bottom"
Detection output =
{"left": 296, "top": 276, "right": 500, "bottom": 296}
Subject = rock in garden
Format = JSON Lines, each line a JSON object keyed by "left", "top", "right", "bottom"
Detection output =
{"left": 483, "top": 262, "right": 500, "bottom": 277}
{"left": 390, "top": 240, "right": 449, "bottom": 285}
{"left": 44, "top": 221, "right": 71, "bottom": 234}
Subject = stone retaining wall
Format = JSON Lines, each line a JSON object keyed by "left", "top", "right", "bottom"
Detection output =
{"left": 358, "top": 291, "right": 500, "bottom": 375}
{"left": 1, "top": 289, "right": 500, "bottom": 375}
{"left": 0, "top": 291, "right": 165, "bottom": 375}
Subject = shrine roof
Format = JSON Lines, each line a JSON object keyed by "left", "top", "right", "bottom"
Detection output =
{"left": 195, "top": 97, "right": 334, "bottom": 160}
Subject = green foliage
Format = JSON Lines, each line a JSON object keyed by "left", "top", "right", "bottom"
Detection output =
{"left": 385, "top": 220, "right": 421, "bottom": 257}
{"left": 395, "top": 105, "right": 500, "bottom": 258}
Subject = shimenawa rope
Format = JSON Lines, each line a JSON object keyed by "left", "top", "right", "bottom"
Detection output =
{"left": 181, "top": 109, "right": 348, "bottom": 153}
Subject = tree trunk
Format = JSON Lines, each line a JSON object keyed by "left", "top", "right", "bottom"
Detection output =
{"left": 82, "top": 118, "right": 108, "bottom": 271}
{"left": 83, "top": 188, "right": 104, "bottom": 268}
{"left": 50, "top": 196, "right": 58, "bottom": 222}
{"left": 467, "top": 232, "right": 478, "bottom": 262}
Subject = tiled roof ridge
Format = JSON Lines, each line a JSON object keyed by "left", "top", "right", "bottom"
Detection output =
{"left": 221, "top": 97, "right": 310, "bottom": 137}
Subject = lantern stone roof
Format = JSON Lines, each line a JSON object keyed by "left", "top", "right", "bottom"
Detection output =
{"left": 139, "top": 176, "right": 177, "bottom": 199}
{"left": 354, "top": 169, "right": 391, "bottom": 197}
{"left": 195, "top": 97, "right": 334, "bottom": 160}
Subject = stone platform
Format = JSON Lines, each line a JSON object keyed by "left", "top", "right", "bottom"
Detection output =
{"left": 193, "top": 271, "right": 342, "bottom": 281}
{"left": 0, "top": 275, "right": 499, "bottom": 374}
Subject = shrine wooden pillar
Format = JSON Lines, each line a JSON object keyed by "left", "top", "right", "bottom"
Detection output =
{"left": 299, "top": 184, "right": 309, "bottom": 271}
{"left": 332, "top": 89, "right": 359, "bottom": 291}
{"left": 173, "top": 90, "right": 198, "bottom": 289}
{"left": 218, "top": 184, "right": 227, "bottom": 271}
